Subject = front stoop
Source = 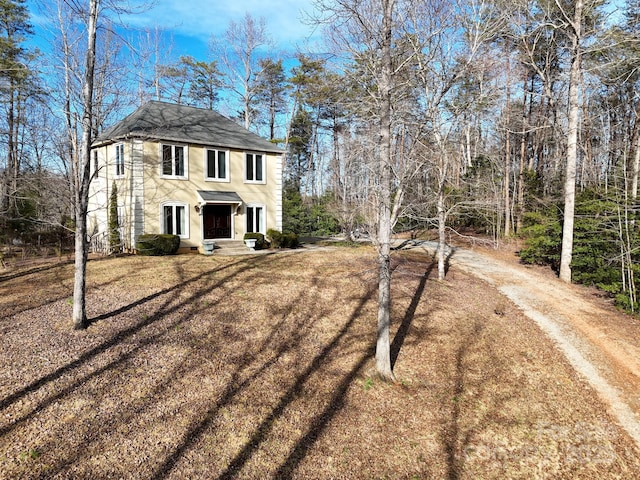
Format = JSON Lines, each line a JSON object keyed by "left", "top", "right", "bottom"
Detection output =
{"left": 210, "top": 240, "right": 262, "bottom": 256}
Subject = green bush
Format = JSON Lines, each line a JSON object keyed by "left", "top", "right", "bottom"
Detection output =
{"left": 243, "top": 232, "right": 267, "bottom": 249}
{"left": 517, "top": 189, "right": 640, "bottom": 314}
{"left": 136, "top": 234, "right": 180, "bottom": 256}
{"left": 267, "top": 228, "right": 299, "bottom": 249}
{"left": 282, "top": 183, "right": 340, "bottom": 236}
{"left": 283, "top": 233, "right": 299, "bottom": 249}
{"left": 266, "top": 229, "right": 282, "bottom": 247}
{"left": 518, "top": 211, "right": 562, "bottom": 271}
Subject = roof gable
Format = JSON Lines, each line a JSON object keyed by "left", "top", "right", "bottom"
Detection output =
{"left": 95, "top": 101, "right": 282, "bottom": 153}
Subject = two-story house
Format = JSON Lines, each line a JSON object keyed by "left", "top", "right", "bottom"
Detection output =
{"left": 88, "top": 100, "right": 283, "bottom": 253}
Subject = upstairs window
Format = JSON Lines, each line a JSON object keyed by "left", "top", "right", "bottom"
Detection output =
{"left": 115, "top": 144, "right": 125, "bottom": 177}
{"left": 205, "top": 149, "right": 229, "bottom": 181}
{"left": 161, "top": 144, "right": 187, "bottom": 178}
{"left": 93, "top": 150, "right": 99, "bottom": 178}
{"left": 245, "top": 152, "right": 265, "bottom": 183}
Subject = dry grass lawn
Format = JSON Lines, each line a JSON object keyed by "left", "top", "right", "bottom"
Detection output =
{"left": 1, "top": 247, "right": 639, "bottom": 479}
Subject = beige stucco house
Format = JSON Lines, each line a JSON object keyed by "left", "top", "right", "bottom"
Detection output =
{"left": 88, "top": 101, "right": 283, "bottom": 253}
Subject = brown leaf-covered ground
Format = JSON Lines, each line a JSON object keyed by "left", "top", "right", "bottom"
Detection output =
{"left": 1, "top": 247, "right": 639, "bottom": 479}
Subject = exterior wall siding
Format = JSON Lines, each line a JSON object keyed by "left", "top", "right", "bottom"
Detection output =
{"left": 141, "top": 141, "right": 281, "bottom": 250}
{"left": 130, "top": 140, "right": 145, "bottom": 249}
{"left": 88, "top": 146, "right": 109, "bottom": 252}
{"left": 89, "top": 137, "right": 282, "bottom": 253}
{"left": 274, "top": 154, "right": 283, "bottom": 232}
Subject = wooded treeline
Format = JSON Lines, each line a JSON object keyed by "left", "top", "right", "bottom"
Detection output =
{"left": 2, "top": 0, "right": 640, "bottom": 310}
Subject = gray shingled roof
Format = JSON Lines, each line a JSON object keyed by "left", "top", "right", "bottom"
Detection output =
{"left": 94, "top": 101, "right": 283, "bottom": 153}
{"left": 197, "top": 190, "right": 243, "bottom": 204}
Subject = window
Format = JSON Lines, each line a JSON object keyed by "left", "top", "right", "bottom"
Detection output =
{"left": 117, "top": 205, "right": 126, "bottom": 228}
{"left": 162, "top": 202, "right": 189, "bottom": 238}
{"left": 161, "top": 144, "right": 187, "bottom": 178}
{"left": 245, "top": 152, "right": 265, "bottom": 183}
{"left": 115, "top": 144, "right": 125, "bottom": 177}
{"left": 246, "top": 204, "right": 265, "bottom": 234}
{"left": 93, "top": 150, "right": 99, "bottom": 178}
{"left": 205, "top": 149, "right": 229, "bottom": 181}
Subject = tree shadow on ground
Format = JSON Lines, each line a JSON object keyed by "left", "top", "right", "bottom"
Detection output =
{"left": 271, "top": 257, "right": 440, "bottom": 479}
{"left": 149, "top": 265, "right": 378, "bottom": 480}
{"left": 0, "top": 253, "right": 119, "bottom": 283}
{"left": 3, "top": 250, "right": 503, "bottom": 479}
{"left": 0, "top": 255, "right": 176, "bottom": 321}
{"left": 9, "top": 254, "right": 283, "bottom": 477}
{"left": 440, "top": 315, "right": 521, "bottom": 480}
{"left": 390, "top": 258, "right": 436, "bottom": 369}
{"left": 444, "top": 319, "right": 483, "bottom": 480}
{"left": 0, "top": 255, "right": 263, "bottom": 434}
{"left": 0, "top": 258, "right": 74, "bottom": 282}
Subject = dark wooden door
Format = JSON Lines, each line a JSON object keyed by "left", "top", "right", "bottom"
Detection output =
{"left": 203, "top": 205, "right": 232, "bottom": 239}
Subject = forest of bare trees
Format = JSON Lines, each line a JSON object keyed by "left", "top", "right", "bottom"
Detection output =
{"left": 2, "top": 0, "right": 640, "bottom": 347}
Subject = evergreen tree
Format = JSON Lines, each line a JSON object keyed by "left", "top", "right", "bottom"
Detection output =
{"left": 287, "top": 108, "right": 313, "bottom": 192}
{"left": 183, "top": 56, "right": 222, "bottom": 109}
{"left": 255, "top": 58, "right": 287, "bottom": 140}
{"left": 108, "top": 182, "right": 120, "bottom": 253}
{"left": 0, "top": 0, "right": 36, "bottom": 231}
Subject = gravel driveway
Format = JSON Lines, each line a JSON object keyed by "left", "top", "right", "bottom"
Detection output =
{"left": 398, "top": 239, "right": 640, "bottom": 449}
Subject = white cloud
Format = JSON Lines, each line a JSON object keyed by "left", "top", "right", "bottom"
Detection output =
{"left": 124, "top": 0, "right": 320, "bottom": 51}
{"left": 25, "top": 0, "right": 324, "bottom": 63}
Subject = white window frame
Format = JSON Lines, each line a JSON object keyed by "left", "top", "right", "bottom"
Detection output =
{"left": 116, "top": 205, "right": 126, "bottom": 228}
{"left": 244, "top": 152, "right": 266, "bottom": 184}
{"left": 245, "top": 203, "right": 266, "bottom": 234}
{"left": 93, "top": 150, "right": 99, "bottom": 178}
{"left": 160, "top": 143, "right": 188, "bottom": 179}
{"left": 114, "top": 143, "right": 125, "bottom": 178}
{"left": 160, "top": 201, "right": 189, "bottom": 239}
{"left": 116, "top": 204, "right": 126, "bottom": 242}
{"left": 204, "top": 148, "right": 230, "bottom": 182}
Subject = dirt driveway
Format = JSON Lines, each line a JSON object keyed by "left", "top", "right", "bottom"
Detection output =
{"left": 400, "top": 240, "right": 640, "bottom": 449}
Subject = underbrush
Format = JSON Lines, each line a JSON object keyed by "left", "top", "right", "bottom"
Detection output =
{"left": 518, "top": 191, "right": 640, "bottom": 314}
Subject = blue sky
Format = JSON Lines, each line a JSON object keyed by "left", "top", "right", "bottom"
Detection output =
{"left": 27, "top": 0, "right": 321, "bottom": 61}
{"left": 126, "top": 0, "right": 320, "bottom": 56}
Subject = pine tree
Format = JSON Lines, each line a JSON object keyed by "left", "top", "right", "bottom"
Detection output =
{"left": 255, "top": 58, "right": 286, "bottom": 140}
{"left": 108, "top": 182, "right": 120, "bottom": 253}
{"left": 0, "top": 0, "right": 35, "bottom": 226}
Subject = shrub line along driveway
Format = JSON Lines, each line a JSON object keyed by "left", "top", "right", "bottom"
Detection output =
{"left": 397, "top": 239, "right": 640, "bottom": 450}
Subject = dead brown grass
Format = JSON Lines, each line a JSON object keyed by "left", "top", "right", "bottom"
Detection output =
{"left": 0, "top": 248, "right": 639, "bottom": 479}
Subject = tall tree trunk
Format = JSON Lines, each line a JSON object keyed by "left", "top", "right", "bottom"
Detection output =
{"left": 434, "top": 126, "right": 449, "bottom": 280}
{"left": 437, "top": 182, "right": 446, "bottom": 280}
{"left": 559, "top": 0, "right": 583, "bottom": 283}
{"left": 516, "top": 79, "right": 529, "bottom": 232}
{"left": 375, "top": 0, "right": 395, "bottom": 382}
{"left": 631, "top": 115, "right": 640, "bottom": 201}
{"left": 72, "top": 0, "right": 100, "bottom": 329}
{"left": 7, "top": 84, "right": 16, "bottom": 218}
{"left": 332, "top": 117, "right": 340, "bottom": 201}
{"left": 504, "top": 41, "right": 512, "bottom": 237}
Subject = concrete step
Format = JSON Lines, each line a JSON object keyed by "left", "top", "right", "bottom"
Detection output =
{"left": 212, "top": 240, "right": 255, "bottom": 255}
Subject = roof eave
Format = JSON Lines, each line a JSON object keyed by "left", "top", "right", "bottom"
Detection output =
{"left": 93, "top": 131, "right": 284, "bottom": 154}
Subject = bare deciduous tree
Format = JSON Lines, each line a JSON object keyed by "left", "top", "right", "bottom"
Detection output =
{"left": 559, "top": 0, "right": 583, "bottom": 283}
{"left": 44, "top": 0, "right": 140, "bottom": 329}
{"left": 72, "top": 0, "right": 100, "bottom": 329}
{"left": 312, "top": 0, "right": 403, "bottom": 380}
{"left": 211, "top": 12, "right": 271, "bottom": 129}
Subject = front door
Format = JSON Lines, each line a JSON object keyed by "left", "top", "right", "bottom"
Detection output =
{"left": 203, "top": 204, "right": 232, "bottom": 239}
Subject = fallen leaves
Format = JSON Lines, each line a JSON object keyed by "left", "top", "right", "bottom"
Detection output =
{"left": 0, "top": 250, "right": 638, "bottom": 479}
